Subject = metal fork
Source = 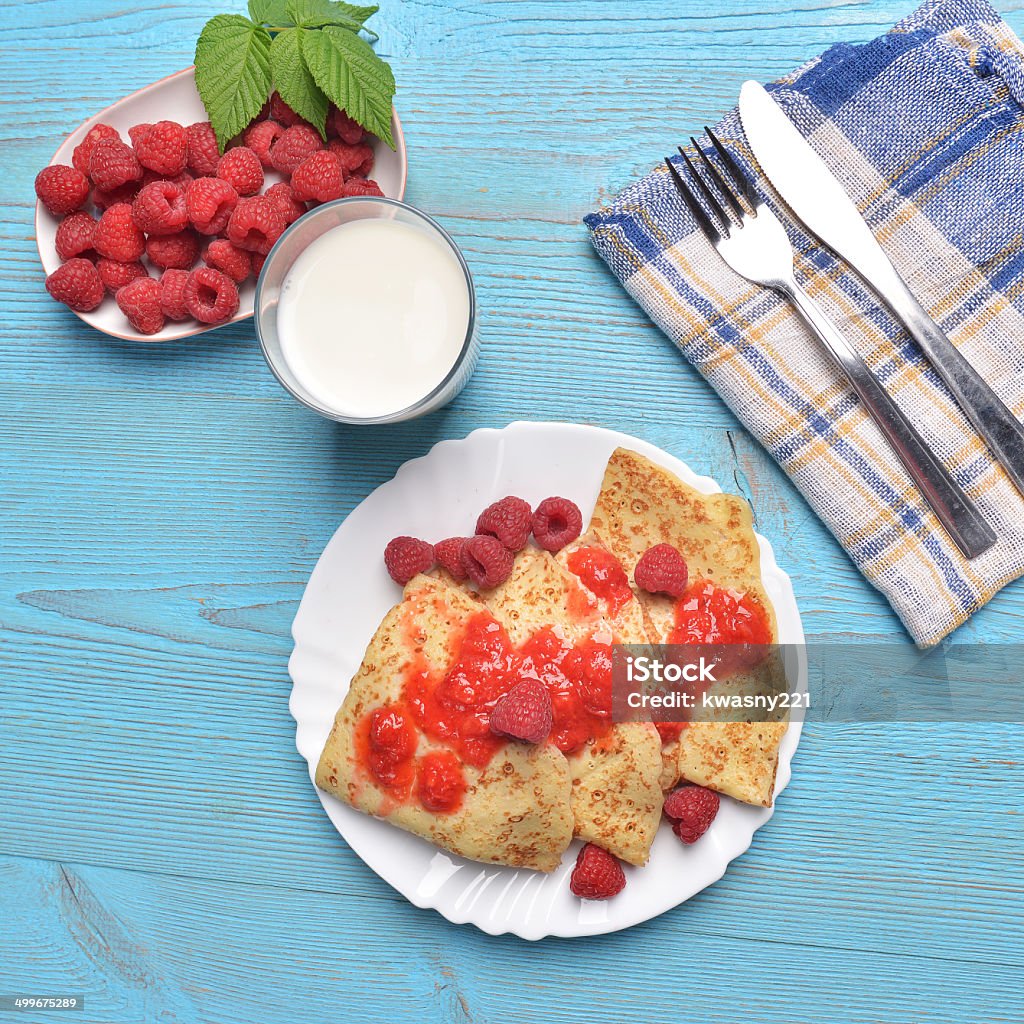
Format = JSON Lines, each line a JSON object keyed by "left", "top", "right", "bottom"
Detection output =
{"left": 666, "top": 130, "right": 996, "bottom": 560}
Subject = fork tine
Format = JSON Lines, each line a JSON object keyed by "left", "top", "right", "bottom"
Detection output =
{"left": 665, "top": 156, "right": 721, "bottom": 244}
{"left": 689, "top": 135, "right": 745, "bottom": 222}
{"left": 704, "top": 126, "right": 759, "bottom": 211}
{"left": 678, "top": 146, "right": 729, "bottom": 238}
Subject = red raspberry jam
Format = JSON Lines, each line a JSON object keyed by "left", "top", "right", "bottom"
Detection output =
{"left": 517, "top": 629, "right": 614, "bottom": 755}
{"left": 356, "top": 703, "right": 418, "bottom": 798}
{"left": 417, "top": 750, "right": 467, "bottom": 813}
{"left": 407, "top": 612, "right": 619, "bottom": 765}
{"left": 668, "top": 579, "right": 772, "bottom": 646}
{"left": 565, "top": 545, "right": 633, "bottom": 618}
{"left": 359, "top": 608, "right": 626, "bottom": 812}
{"left": 655, "top": 722, "right": 686, "bottom": 743}
{"left": 404, "top": 613, "right": 514, "bottom": 768}
{"left": 562, "top": 640, "right": 613, "bottom": 718}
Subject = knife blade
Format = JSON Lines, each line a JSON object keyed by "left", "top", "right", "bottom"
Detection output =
{"left": 738, "top": 79, "right": 1024, "bottom": 501}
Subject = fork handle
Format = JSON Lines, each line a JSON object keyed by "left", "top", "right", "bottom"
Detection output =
{"left": 780, "top": 277, "right": 997, "bottom": 560}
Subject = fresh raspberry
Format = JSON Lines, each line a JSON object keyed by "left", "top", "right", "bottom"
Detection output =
{"left": 269, "top": 91, "right": 309, "bottom": 128}
{"left": 434, "top": 537, "right": 470, "bottom": 581}
{"left": 127, "top": 123, "right": 153, "bottom": 150}
{"left": 327, "top": 140, "right": 374, "bottom": 177}
{"left": 186, "top": 121, "right": 221, "bottom": 176}
{"left": 166, "top": 170, "right": 195, "bottom": 192}
{"left": 476, "top": 496, "right": 532, "bottom": 551}
{"left": 488, "top": 680, "right": 553, "bottom": 744}
{"left": 72, "top": 123, "right": 119, "bottom": 175}
{"left": 158, "top": 268, "right": 190, "bottom": 321}
{"left": 94, "top": 203, "right": 145, "bottom": 262}
{"left": 88, "top": 137, "right": 142, "bottom": 191}
{"left": 634, "top": 543, "right": 689, "bottom": 598}
{"left": 45, "top": 258, "right": 104, "bottom": 312}
{"left": 264, "top": 182, "right": 306, "bottom": 226}
{"left": 270, "top": 124, "right": 323, "bottom": 175}
{"left": 131, "top": 180, "right": 188, "bottom": 236}
{"left": 35, "top": 165, "right": 90, "bottom": 216}
{"left": 133, "top": 120, "right": 188, "bottom": 176}
{"left": 290, "top": 150, "right": 344, "bottom": 203}
{"left": 330, "top": 106, "right": 365, "bottom": 144}
{"left": 134, "top": 167, "right": 192, "bottom": 193}
{"left": 202, "top": 239, "right": 251, "bottom": 283}
{"left": 569, "top": 843, "right": 626, "bottom": 900}
{"left": 663, "top": 785, "right": 720, "bottom": 844}
{"left": 96, "top": 258, "right": 148, "bottom": 294}
{"left": 461, "top": 535, "right": 514, "bottom": 589}
{"left": 251, "top": 252, "right": 266, "bottom": 275}
{"left": 342, "top": 176, "right": 384, "bottom": 198}
{"left": 383, "top": 536, "right": 435, "bottom": 585}
{"left": 91, "top": 181, "right": 139, "bottom": 210}
{"left": 183, "top": 267, "right": 240, "bottom": 324}
{"left": 244, "top": 119, "right": 285, "bottom": 168}
{"left": 532, "top": 496, "right": 583, "bottom": 552}
{"left": 54, "top": 211, "right": 98, "bottom": 261}
{"left": 116, "top": 276, "right": 164, "bottom": 335}
{"left": 226, "top": 195, "right": 285, "bottom": 255}
{"left": 146, "top": 230, "right": 200, "bottom": 271}
{"left": 136, "top": 169, "right": 164, "bottom": 191}
{"left": 185, "top": 177, "right": 239, "bottom": 235}
{"left": 216, "top": 146, "right": 263, "bottom": 196}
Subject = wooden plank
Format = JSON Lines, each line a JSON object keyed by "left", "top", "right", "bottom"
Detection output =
{"left": 1, "top": 852, "right": 1021, "bottom": 1024}
{"left": 3, "top": 2, "right": 1024, "bottom": 1021}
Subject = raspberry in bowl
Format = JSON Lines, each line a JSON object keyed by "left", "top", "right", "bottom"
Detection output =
{"left": 256, "top": 197, "right": 479, "bottom": 423}
{"left": 33, "top": 66, "right": 407, "bottom": 342}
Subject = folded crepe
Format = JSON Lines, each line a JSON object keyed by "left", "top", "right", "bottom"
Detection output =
{"left": 315, "top": 574, "right": 574, "bottom": 871}
{"left": 481, "top": 547, "right": 663, "bottom": 866}
{"left": 316, "top": 446, "right": 789, "bottom": 877}
{"left": 588, "top": 447, "right": 788, "bottom": 807}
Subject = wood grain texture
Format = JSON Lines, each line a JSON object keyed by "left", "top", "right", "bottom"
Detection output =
{"left": 2, "top": 1, "right": 1023, "bottom": 1021}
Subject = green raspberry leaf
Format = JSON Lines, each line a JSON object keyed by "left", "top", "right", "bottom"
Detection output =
{"left": 195, "top": 15, "right": 273, "bottom": 152}
{"left": 287, "top": 0, "right": 379, "bottom": 34}
{"left": 300, "top": 25, "right": 395, "bottom": 148}
{"left": 270, "top": 28, "right": 329, "bottom": 137}
{"left": 248, "top": 0, "right": 291, "bottom": 25}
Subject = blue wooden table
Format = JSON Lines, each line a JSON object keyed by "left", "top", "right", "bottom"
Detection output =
{"left": 2, "top": 2, "right": 1022, "bottom": 1021}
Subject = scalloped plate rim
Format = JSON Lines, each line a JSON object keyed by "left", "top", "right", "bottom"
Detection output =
{"left": 288, "top": 421, "right": 805, "bottom": 939}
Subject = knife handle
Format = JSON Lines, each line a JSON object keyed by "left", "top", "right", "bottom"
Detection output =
{"left": 874, "top": 272, "right": 1024, "bottom": 498}
{"left": 781, "top": 276, "right": 997, "bottom": 560}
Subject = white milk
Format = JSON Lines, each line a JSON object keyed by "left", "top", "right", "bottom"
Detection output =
{"left": 277, "top": 218, "right": 470, "bottom": 419}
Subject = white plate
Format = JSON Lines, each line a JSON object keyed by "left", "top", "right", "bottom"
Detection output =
{"left": 35, "top": 66, "right": 408, "bottom": 344}
{"left": 289, "top": 421, "right": 804, "bottom": 939}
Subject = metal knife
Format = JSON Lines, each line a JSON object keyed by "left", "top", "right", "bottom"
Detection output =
{"left": 738, "top": 79, "right": 1024, "bottom": 500}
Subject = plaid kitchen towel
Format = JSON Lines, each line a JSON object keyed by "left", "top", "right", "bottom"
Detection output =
{"left": 585, "top": 0, "right": 1024, "bottom": 646}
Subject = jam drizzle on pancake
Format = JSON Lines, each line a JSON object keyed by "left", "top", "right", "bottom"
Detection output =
{"left": 565, "top": 544, "right": 634, "bottom": 619}
{"left": 669, "top": 579, "right": 772, "bottom": 646}
{"left": 355, "top": 609, "right": 622, "bottom": 814}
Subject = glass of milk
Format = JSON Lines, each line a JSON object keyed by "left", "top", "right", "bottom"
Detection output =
{"left": 256, "top": 198, "right": 479, "bottom": 423}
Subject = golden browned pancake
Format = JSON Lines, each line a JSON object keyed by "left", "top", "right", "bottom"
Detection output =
{"left": 483, "top": 548, "right": 664, "bottom": 866}
{"left": 317, "top": 445, "right": 788, "bottom": 876}
{"left": 590, "top": 447, "right": 787, "bottom": 807}
{"left": 315, "top": 574, "right": 574, "bottom": 871}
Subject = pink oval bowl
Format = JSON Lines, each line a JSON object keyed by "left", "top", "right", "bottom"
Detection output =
{"left": 34, "top": 66, "right": 408, "bottom": 343}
